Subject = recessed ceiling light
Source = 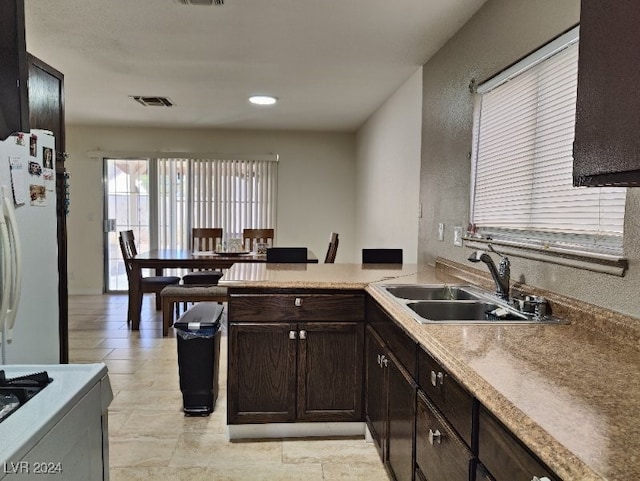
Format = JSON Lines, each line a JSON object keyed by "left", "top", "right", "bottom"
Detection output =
{"left": 249, "top": 95, "right": 278, "bottom": 106}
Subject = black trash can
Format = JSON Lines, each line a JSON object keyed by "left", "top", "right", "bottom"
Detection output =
{"left": 174, "top": 302, "right": 224, "bottom": 416}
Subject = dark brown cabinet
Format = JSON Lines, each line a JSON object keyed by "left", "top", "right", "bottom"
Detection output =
{"left": 418, "top": 346, "right": 474, "bottom": 448}
{"left": 366, "top": 326, "right": 415, "bottom": 481}
{"left": 228, "top": 322, "right": 297, "bottom": 423}
{"left": 573, "top": 0, "right": 640, "bottom": 186}
{"left": 415, "top": 390, "right": 473, "bottom": 481}
{"left": 365, "top": 300, "right": 417, "bottom": 481}
{"left": 227, "top": 290, "right": 365, "bottom": 425}
{"left": 478, "top": 406, "right": 559, "bottom": 481}
{"left": 0, "top": 0, "right": 29, "bottom": 139}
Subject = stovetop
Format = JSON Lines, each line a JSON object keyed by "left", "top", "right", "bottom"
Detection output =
{"left": 0, "top": 370, "right": 52, "bottom": 423}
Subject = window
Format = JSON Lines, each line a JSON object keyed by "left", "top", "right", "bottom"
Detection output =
{"left": 156, "top": 156, "right": 278, "bottom": 250}
{"left": 470, "top": 27, "right": 627, "bottom": 264}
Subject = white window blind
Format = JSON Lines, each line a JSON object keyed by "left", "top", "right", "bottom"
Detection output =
{"left": 157, "top": 157, "right": 277, "bottom": 250}
{"left": 470, "top": 28, "right": 626, "bottom": 257}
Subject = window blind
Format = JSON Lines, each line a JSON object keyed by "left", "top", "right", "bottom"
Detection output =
{"left": 157, "top": 157, "right": 277, "bottom": 250}
{"left": 470, "top": 30, "right": 626, "bottom": 256}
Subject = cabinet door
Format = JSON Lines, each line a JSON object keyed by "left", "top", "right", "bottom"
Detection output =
{"left": 573, "top": 0, "right": 640, "bottom": 186}
{"left": 297, "top": 322, "right": 364, "bottom": 422}
{"left": 415, "top": 390, "right": 473, "bottom": 481}
{"left": 387, "top": 350, "right": 416, "bottom": 481}
{"left": 365, "top": 326, "right": 388, "bottom": 459}
{"left": 228, "top": 323, "right": 297, "bottom": 424}
{"left": 478, "top": 406, "right": 558, "bottom": 481}
{"left": 0, "top": 0, "right": 29, "bottom": 139}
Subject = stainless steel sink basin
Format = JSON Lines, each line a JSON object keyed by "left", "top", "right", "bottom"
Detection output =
{"left": 407, "top": 301, "right": 529, "bottom": 323}
{"left": 384, "top": 285, "right": 481, "bottom": 301}
{"left": 377, "top": 283, "right": 566, "bottom": 324}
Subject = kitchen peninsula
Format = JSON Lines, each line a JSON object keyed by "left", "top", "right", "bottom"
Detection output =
{"left": 220, "top": 260, "right": 640, "bottom": 481}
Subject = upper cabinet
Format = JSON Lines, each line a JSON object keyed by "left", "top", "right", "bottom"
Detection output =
{"left": 573, "top": 0, "right": 640, "bottom": 186}
{"left": 28, "top": 54, "right": 65, "bottom": 160}
{"left": 0, "top": 0, "right": 30, "bottom": 139}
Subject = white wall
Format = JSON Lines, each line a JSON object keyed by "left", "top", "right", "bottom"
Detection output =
{"left": 66, "top": 126, "right": 356, "bottom": 294}
{"left": 354, "top": 68, "right": 423, "bottom": 263}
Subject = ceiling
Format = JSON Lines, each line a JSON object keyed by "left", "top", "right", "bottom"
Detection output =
{"left": 24, "top": 0, "right": 487, "bottom": 132}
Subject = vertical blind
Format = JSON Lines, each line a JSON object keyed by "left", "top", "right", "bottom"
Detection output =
{"left": 157, "top": 157, "right": 277, "bottom": 250}
{"left": 470, "top": 29, "right": 626, "bottom": 256}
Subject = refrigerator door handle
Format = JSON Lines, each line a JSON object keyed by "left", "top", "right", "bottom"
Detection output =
{"left": 2, "top": 187, "right": 22, "bottom": 342}
{"left": 0, "top": 206, "right": 10, "bottom": 346}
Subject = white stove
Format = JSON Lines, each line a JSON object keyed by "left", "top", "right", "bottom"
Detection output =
{"left": 0, "top": 364, "right": 112, "bottom": 480}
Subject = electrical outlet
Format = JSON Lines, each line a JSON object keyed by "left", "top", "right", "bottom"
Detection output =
{"left": 438, "top": 223, "right": 444, "bottom": 241}
{"left": 453, "top": 226, "right": 463, "bottom": 247}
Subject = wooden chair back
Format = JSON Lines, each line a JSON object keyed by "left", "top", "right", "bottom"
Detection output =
{"left": 192, "top": 228, "right": 223, "bottom": 251}
{"left": 119, "top": 230, "right": 137, "bottom": 278}
{"left": 242, "top": 228, "right": 274, "bottom": 252}
{"left": 266, "top": 247, "right": 307, "bottom": 263}
{"left": 324, "top": 232, "right": 339, "bottom": 263}
{"left": 362, "top": 248, "right": 403, "bottom": 264}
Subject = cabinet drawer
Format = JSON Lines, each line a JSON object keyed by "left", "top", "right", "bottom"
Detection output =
{"left": 418, "top": 347, "right": 474, "bottom": 448}
{"left": 415, "top": 390, "right": 473, "bottom": 481}
{"left": 229, "top": 293, "right": 365, "bottom": 322}
{"left": 478, "top": 406, "right": 559, "bottom": 481}
{"left": 366, "top": 299, "right": 416, "bottom": 377}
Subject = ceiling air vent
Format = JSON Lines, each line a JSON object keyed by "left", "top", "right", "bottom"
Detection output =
{"left": 175, "top": 0, "right": 224, "bottom": 5}
{"left": 130, "top": 96, "right": 174, "bottom": 107}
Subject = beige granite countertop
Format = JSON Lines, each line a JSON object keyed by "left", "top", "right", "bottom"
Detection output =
{"left": 220, "top": 262, "right": 640, "bottom": 481}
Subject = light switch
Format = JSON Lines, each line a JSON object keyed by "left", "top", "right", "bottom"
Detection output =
{"left": 438, "top": 223, "right": 444, "bottom": 241}
{"left": 453, "top": 226, "right": 463, "bottom": 247}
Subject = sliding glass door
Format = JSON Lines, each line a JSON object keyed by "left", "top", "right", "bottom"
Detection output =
{"left": 103, "top": 158, "right": 150, "bottom": 292}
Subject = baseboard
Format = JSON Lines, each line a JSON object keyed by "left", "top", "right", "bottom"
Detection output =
{"left": 227, "top": 422, "right": 366, "bottom": 440}
{"left": 68, "top": 288, "right": 103, "bottom": 295}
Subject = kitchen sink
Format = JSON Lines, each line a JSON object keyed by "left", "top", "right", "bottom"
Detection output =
{"left": 383, "top": 285, "right": 481, "bottom": 301}
{"left": 407, "top": 301, "right": 528, "bottom": 323}
{"left": 377, "top": 283, "right": 566, "bottom": 325}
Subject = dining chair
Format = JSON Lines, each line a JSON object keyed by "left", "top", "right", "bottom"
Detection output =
{"left": 119, "top": 230, "right": 181, "bottom": 318}
{"left": 362, "top": 248, "right": 403, "bottom": 264}
{"left": 324, "top": 232, "right": 339, "bottom": 263}
{"left": 242, "top": 228, "right": 274, "bottom": 252}
{"left": 266, "top": 247, "right": 308, "bottom": 263}
{"left": 183, "top": 228, "right": 224, "bottom": 285}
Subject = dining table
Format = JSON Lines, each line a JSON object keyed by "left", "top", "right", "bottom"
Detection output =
{"left": 127, "top": 249, "right": 318, "bottom": 329}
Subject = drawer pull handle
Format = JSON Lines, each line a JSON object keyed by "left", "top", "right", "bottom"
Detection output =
{"left": 294, "top": 298, "right": 303, "bottom": 307}
{"left": 299, "top": 330, "right": 307, "bottom": 340}
{"left": 430, "top": 370, "right": 444, "bottom": 387}
{"left": 428, "top": 429, "right": 442, "bottom": 445}
{"left": 289, "top": 330, "right": 297, "bottom": 340}
{"left": 377, "top": 354, "right": 382, "bottom": 366}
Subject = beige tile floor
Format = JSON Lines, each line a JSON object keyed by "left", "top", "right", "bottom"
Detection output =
{"left": 68, "top": 294, "right": 389, "bottom": 481}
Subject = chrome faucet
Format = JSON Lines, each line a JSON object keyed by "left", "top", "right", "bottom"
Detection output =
{"left": 467, "top": 247, "right": 510, "bottom": 300}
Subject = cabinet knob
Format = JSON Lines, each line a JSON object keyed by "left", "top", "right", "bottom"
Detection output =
{"left": 294, "top": 297, "right": 303, "bottom": 307}
{"left": 531, "top": 477, "right": 551, "bottom": 481}
{"left": 428, "top": 429, "right": 442, "bottom": 445}
{"left": 381, "top": 356, "right": 388, "bottom": 368}
{"left": 377, "top": 354, "right": 382, "bottom": 366}
{"left": 430, "top": 370, "right": 444, "bottom": 387}
{"left": 299, "top": 329, "right": 307, "bottom": 340}
{"left": 289, "top": 330, "right": 297, "bottom": 340}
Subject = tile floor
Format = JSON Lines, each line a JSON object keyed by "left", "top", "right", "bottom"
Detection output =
{"left": 68, "top": 294, "right": 389, "bottom": 480}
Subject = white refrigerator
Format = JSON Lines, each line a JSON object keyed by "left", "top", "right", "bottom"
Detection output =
{"left": 0, "top": 130, "right": 59, "bottom": 364}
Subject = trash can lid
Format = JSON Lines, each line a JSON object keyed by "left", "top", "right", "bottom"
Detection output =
{"left": 174, "top": 302, "right": 224, "bottom": 330}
